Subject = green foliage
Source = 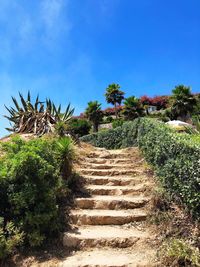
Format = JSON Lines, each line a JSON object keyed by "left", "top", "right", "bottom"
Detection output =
{"left": 160, "top": 239, "right": 200, "bottom": 266}
{"left": 0, "top": 135, "right": 74, "bottom": 257}
{"left": 103, "top": 116, "right": 113, "bottom": 123}
{"left": 5, "top": 92, "right": 74, "bottom": 136}
{"left": 68, "top": 118, "right": 91, "bottom": 137}
{"left": 112, "top": 119, "right": 124, "bottom": 129}
{"left": 0, "top": 218, "right": 24, "bottom": 260}
{"left": 81, "top": 119, "right": 140, "bottom": 149}
{"left": 122, "top": 96, "right": 145, "bottom": 120}
{"left": 137, "top": 118, "right": 200, "bottom": 218}
{"left": 81, "top": 118, "right": 200, "bottom": 218}
{"left": 54, "top": 121, "right": 69, "bottom": 137}
{"left": 105, "top": 83, "right": 125, "bottom": 118}
{"left": 56, "top": 137, "right": 75, "bottom": 180}
{"left": 171, "top": 85, "right": 196, "bottom": 120}
{"left": 85, "top": 101, "right": 103, "bottom": 132}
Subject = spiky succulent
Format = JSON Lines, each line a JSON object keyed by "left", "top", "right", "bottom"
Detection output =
{"left": 5, "top": 92, "right": 74, "bottom": 136}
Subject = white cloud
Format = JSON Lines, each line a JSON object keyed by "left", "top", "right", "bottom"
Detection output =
{"left": 40, "top": 0, "right": 72, "bottom": 43}
{"left": 41, "top": 0, "right": 64, "bottom": 29}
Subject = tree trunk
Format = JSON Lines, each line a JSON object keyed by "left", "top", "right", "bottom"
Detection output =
{"left": 114, "top": 102, "right": 118, "bottom": 119}
{"left": 93, "top": 122, "right": 98, "bottom": 132}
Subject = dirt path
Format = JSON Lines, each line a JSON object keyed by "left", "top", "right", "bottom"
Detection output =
{"left": 60, "top": 145, "right": 159, "bottom": 267}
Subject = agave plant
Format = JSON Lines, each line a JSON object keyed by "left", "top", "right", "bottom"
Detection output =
{"left": 5, "top": 92, "right": 74, "bottom": 136}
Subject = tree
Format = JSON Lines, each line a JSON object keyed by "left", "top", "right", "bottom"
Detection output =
{"left": 140, "top": 95, "right": 152, "bottom": 115}
{"left": 171, "top": 85, "right": 196, "bottom": 121}
{"left": 85, "top": 101, "right": 103, "bottom": 132}
{"left": 105, "top": 83, "right": 125, "bottom": 118}
{"left": 151, "top": 96, "right": 169, "bottom": 110}
{"left": 122, "top": 96, "right": 145, "bottom": 120}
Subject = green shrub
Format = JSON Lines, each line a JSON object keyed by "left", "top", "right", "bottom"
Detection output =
{"left": 160, "top": 239, "right": 200, "bottom": 266}
{"left": 0, "top": 135, "right": 74, "bottom": 257}
{"left": 0, "top": 218, "right": 24, "bottom": 260}
{"left": 80, "top": 120, "right": 140, "bottom": 149}
{"left": 69, "top": 118, "right": 91, "bottom": 137}
{"left": 103, "top": 116, "right": 113, "bottom": 123}
{"left": 112, "top": 119, "right": 124, "bottom": 129}
{"left": 137, "top": 118, "right": 200, "bottom": 218}
{"left": 81, "top": 118, "right": 200, "bottom": 218}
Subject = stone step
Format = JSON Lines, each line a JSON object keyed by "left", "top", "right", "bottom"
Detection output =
{"left": 84, "top": 157, "right": 141, "bottom": 165}
{"left": 75, "top": 195, "right": 149, "bottom": 209}
{"left": 70, "top": 209, "right": 147, "bottom": 225}
{"left": 87, "top": 152, "right": 135, "bottom": 159}
{"left": 78, "top": 168, "right": 143, "bottom": 176}
{"left": 63, "top": 225, "right": 149, "bottom": 248}
{"left": 85, "top": 184, "right": 147, "bottom": 196}
{"left": 60, "top": 248, "right": 156, "bottom": 267}
{"left": 79, "top": 163, "right": 142, "bottom": 170}
{"left": 83, "top": 175, "right": 146, "bottom": 186}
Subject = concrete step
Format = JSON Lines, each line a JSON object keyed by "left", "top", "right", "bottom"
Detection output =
{"left": 75, "top": 195, "right": 149, "bottom": 210}
{"left": 77, "top": 168, "right": 143, "bottom": 176}
{"left": 85, "top": 184, "right": 147, "bottom": 196}
{"left": 60, "top": 248, "right": 156, "bottom": 267}
{"left": 63, "top": 225, "right": 149, "bottom": 248}
{"left": 83, "top": 175, "right": 146, "bottom": 186}
{"left": 70, "top": 209, "right": 147, "bottom": 225}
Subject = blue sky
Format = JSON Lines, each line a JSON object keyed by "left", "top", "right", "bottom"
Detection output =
{"left": 0, "top": 0, "right": 199, "bottom": 136}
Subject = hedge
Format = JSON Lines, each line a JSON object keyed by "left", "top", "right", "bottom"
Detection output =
{"left": 80, "top": 120, "right": 140, "bottom": 149}
{"left": 81, "top": 118, "right": 200, "bottom": 218}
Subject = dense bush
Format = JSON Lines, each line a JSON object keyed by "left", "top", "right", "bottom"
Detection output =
{"left": 81, "top": 118, "right": 200, "bottom": 218}
{"left": 0, "top": 135, "right": 74, "bottom": 258}
{"left": 69, "top": 118, "right": 91, "bottom": 137}
{"left": 80, "top": 120, "right": 140, "bottom": 149}
{"left": 112, "top": 119, "right": 124, "bottom": 128}
{"left": 137, "top": 118, "right": 200, "bottom": 219}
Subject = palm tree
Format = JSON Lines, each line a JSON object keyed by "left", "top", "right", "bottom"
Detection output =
{"left": 105, "top": 83, "right": 125, "bottom": 118}
{"left": 85, "top": 101, "right": 103, "bottom": 132}
{"left": 171, "top": 85, "right": 196, "bottom": 121}
{"left": 122, "top": 96, "right": 145, "bottom": 120}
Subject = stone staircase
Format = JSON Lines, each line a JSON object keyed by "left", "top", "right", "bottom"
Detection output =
{"left": 60, "top": 146, "right": 157, "bottom": 267}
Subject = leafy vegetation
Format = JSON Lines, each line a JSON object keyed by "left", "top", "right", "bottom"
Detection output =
{"left": 122, "top": 96, "right": 145, "bottom": 120}
{"left": 68, "top": 118, "right": 91, "bottom": 137}
{"left": 112, "top": 118, "right": 124, "bottom": 128}
{"left": 171, "top": 85, "right": 196, "bottom": 121}
{"left": 0, "top": 135, "right": 75, "bottom": 259}
{"left": 160, "top": 239, "right": 200, "bottom": 266}
{"left": 85, "top": 101, "right": 103, "bottom": 132}
{"left": 5, "top": 92, "right": 74, "bottom": 136}
{"left": 105, "top": 83, "right": 124, "bottom": 118}
{"left": 82, "top": 118, "right": 200, "bottom": 219}
{"left": 81, "top": 119, "right": 140, "bottom": 149}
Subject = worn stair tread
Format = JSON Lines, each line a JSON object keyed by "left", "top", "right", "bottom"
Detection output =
{"left": 60, "top": 248, "right": 156, "bottom": 267}
{"left": 84, "top": 157, "right": 140, "bottom": 164}
{"left": 77, "top": 168, "right": 143, "bottom": 177}
{"left": 83, "top": 175, "right": 146, "bottom": 180}
{"left": 71, "top": 209, "right": 146, "bottom": 215}
{"left": 64, "top": 225, "right": 148, "bottom": 239}
{"left": 84, "top": 184, "right": 147, "bottom": 196}
{"left": 76, "top": 195, "right": 148, "bottom": 201}
{"left": 79, "top": 163, "right": 141, "bottom": 170}
{"left": 83, "top": 175, "right": 146, "bottom": 186}
{"left": 86, "top": 184, "right": 146, "bottom": 191}
{"left": 75, "top": 195, "right": 149, "bottom": 209}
